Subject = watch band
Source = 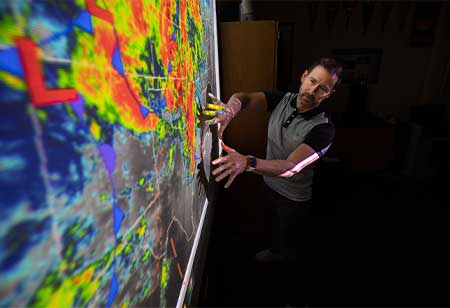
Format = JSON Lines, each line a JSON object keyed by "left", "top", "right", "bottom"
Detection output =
{"left": 246, "top": 156, "right": 257, "bottom": 172}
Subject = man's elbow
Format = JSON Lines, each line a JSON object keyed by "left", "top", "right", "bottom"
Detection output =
{"left": 279, "top": 172, "right": 294, "bottom": 178}
{"left": 279, "top": 152, "right": 320, "bottom": 178}
{"left": 278, "top": 161, "right": 299, "bottom": 178}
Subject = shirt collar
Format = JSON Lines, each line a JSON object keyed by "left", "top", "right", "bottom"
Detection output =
{"left": 290, "top": 94, "right": 325, "bottom": 119}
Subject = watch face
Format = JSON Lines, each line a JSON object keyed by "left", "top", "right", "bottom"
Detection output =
{"left": 246, "top": 156, "right": 256, "bottom": 171}
{"left": 250, "top": 157, "right": 257, "bottom": 168}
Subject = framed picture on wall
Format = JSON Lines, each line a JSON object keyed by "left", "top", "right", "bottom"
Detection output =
{"left": 332, "top": 48, "right": 383, "bottom": 84}
{"left": 409, "top": 2, "right": 441, "bottom": 47}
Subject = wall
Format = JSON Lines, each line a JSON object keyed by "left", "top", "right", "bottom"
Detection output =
{"left": 218, "top": 1, "right": 450, "bottom": 119}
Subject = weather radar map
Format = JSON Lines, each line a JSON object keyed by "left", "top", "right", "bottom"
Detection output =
{"left": 0, "top": 0, "right": 219, "bottom": 307}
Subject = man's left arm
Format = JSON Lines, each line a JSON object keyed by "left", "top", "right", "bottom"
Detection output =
{"left": 274, "top": 122, "right": 335, "bottom": 177}
{"left": 212, "top": 123, "right": 335, "bottom": 187}
{"left": 250, "top": 143, "right": 320, "bottom": 178}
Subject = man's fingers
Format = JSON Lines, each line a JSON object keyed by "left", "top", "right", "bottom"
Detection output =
{"left": 206, "top": 103, "right": 225, "bottom": 111}
{"left": 208, "top": 93, "right": 223, "bottom": 105}
{"left": 212, "top": 156, "right": 228, "bottom": 165}
{"left": 224, "top": 173, "right": 237, "bottom": 188}
{"left": 206, "top": 118, "right": 218, "bottom": 125}
{"left": 202, "top": 110, "right": 215, "bottom": 116}
{"left": 202, "top": 110, "right": 224, "bottom": 117}
{"left": 221, "top": 141, "right": 236, "bottom": 153}
{"left": 212, "top": 162, "right": 233, "bottom": 176}
{"left": 215, "top": 168, "right": 233, "bottom": 182}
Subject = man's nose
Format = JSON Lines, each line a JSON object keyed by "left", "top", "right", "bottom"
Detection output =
{"left": 306, "top": 85, "right": 319, "bottom": 95}
{"left": 311, "top": 84, "right": 320, "bottom": 94}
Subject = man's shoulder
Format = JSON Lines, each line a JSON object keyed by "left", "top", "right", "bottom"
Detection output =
{"left": 264, "top": 90, "right": 290, "bottom": 112}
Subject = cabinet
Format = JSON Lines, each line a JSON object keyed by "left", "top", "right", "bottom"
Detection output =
{"left": 219, "top": 21, "right": 278, "bottom": 101}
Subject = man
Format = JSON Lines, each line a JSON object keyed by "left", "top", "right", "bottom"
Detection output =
{"left": 204, "top": 57, "right": 342, "bottom": 302}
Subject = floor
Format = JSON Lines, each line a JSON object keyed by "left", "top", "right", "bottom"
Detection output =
{"left": 199, "top": 162, "right": 450, "bottom": 307}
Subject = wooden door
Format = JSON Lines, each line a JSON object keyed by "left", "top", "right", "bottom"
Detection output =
{"left": 219, "top": 21, "right": 278, "bottom": 101}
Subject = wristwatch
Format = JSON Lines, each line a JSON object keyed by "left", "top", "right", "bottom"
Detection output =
{"left": 246, "top": 156, "right": 257, "bottom": 172}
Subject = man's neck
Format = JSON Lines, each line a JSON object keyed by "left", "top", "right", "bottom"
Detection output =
{"left": 296, "top": 95, "right": 315, "bottom": 113}
{"left": 296, "top": 101, "right": 318, "bottom": 113}
{"left": 297, "top": 105, "right": 313, "bottom": 113}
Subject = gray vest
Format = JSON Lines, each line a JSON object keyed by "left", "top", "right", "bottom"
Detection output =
{"left": 263, "top": 92, "right": 331, "bottom": 202}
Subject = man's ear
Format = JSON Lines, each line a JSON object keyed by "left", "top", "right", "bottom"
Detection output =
{"left": 320, "top": 90, "right": 333, "bottom": 102}
{"left": 319, "top": 94, "right": 329, "bottom": 103}
{"left": 300, "top": 70, "right": 309, "bottom": 83}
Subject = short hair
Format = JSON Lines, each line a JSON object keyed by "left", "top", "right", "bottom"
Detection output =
{"left": 307, "top": 58, "right": 343, "bottom": 91}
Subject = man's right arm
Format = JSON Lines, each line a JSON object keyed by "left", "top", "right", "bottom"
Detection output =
{"left": 229, "top": 92, "right": 268, "bottom": 113}
{"left": 205, "top": 91, "right": 280, "bottom": 137}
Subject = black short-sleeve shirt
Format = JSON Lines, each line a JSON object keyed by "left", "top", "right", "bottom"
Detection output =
{"left": 264, "top": 91, "right": 335, "bottom": 157}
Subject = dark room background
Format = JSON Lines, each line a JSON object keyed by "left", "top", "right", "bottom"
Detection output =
{"left": 200, "top": 1, "right": 450, "bottom": 307}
